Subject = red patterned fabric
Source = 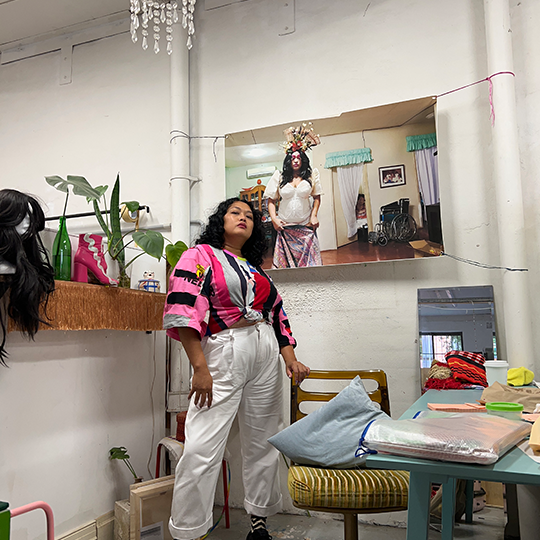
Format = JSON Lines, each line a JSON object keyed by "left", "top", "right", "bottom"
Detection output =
{"left": 446, "top": 350, "right": 488, "bottom": 387}
{"left": 424, "top": 377, "right": 467, "bottom": 390}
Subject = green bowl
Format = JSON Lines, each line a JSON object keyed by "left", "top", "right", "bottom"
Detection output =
{"left": 485, "top": 402, "right": 524, "bottom": 412}
{"left": 485, "top": 402, "right": 523, "bottom": 421}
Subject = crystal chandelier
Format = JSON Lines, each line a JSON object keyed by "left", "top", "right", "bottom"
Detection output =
{"left": 130, "top": 0, "right": 197, "bottom": 54}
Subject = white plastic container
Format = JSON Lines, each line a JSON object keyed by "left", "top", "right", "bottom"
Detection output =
{"left": 485, "top": 360, "right": 509, "bottom": 386}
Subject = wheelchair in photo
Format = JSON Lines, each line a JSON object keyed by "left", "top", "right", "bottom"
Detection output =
{"left": 368, "top": 198, "right": 417, "bottom": 246}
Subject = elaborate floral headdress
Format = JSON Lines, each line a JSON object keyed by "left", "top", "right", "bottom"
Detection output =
{"left": 282, "top": 123, "right": 320, "bottom": 154}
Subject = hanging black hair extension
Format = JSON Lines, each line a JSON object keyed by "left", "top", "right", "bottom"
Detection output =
{"left": 0, "top": 189, "right": 55, "bottom": 365}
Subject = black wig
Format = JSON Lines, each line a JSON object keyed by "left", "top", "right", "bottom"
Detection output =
{"left": 195, "top": 197, "right": 268, "bottom": 267}
{"left": 280, "top": 151, "right": 312, "bottom": 188}
{"left": 0, "top": 189, "right": 55, "bottom": 365}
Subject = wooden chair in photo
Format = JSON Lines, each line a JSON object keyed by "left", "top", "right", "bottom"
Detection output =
{"left": 287, "top": 370, "right": 409, "bottom": 540}
{"left": 239, "top": 184, "right": 266, "bottom": 212}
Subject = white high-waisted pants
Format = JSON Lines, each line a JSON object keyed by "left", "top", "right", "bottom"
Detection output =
{"left": 168, "top": 322, "right": 283, "bottom": 540}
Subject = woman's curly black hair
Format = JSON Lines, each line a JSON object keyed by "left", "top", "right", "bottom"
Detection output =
{"left": 0, "top": 189, "right": 55, "bottom": 366}
{"left": 280, "top": 150, "right": 312, "bottom": 188}
{"left": 196, "top": 197, "right": 268, "bottom": 267}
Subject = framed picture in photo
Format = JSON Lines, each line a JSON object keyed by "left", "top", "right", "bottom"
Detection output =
{"left": 379, "top": 165, "right": 406, "bottom": 188}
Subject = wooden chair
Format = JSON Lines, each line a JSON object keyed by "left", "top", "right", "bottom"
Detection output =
{"left": 239, "top": 184, "right": 266, "bottom": 212}
{"left": 287, "top": 370, "right": 409, "bottom": 540}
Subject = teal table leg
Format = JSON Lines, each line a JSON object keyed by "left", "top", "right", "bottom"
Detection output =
{"left": 465, "top": 479, "right": 474, "bottom": 523}
{"left": 406, "top": 472, "right": 431, "bottom": 540}
{"left": 441, "top": 477, "right": 456, "bottom": 540}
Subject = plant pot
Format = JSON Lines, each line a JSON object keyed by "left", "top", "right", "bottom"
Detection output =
{"left": 105, "top": 256, "right": 131, "bottom": 288}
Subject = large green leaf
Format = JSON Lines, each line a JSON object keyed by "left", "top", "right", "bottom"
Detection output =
{"left": 122, "top": 201, "right": 140, "bottom": 213}
{"left": 86, "top": 185, "right": 109, "bottom": 204}
{"left": 133, "top": 230, "right": 164, "bottom": 260}
{"left": 45, "top": 175, "right": 102, "bottom": 200}
{"left": 109, "top": 446, "right": 130, "bottom": 460}
{"left": 165, "top": 241, "right": 189, "bottom": 268}
{"left": 109, "top": 174, "right": 124, "bottom": 265}
{"left": 93, "top": 199, "right": 111, "bottom": 239}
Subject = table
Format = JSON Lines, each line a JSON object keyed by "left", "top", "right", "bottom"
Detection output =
{"left": 365, "top": 389, "right": 540, "bottom": 540}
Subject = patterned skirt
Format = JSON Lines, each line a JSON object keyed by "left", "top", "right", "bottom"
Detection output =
{"left": 272, "top": 225, "right": 322, "bottom": 268}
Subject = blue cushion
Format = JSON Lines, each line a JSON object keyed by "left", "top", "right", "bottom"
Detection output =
{"left": 268, "top": 376, "right": 390, "bottom": 468}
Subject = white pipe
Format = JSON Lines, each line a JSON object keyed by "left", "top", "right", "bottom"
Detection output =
{"left": 169, "top": 22, "right": 192, "bottom": 417}
{"left": 170, "top": 23, "right": 191, "bottom": 245}
{"left": 483, "top": 0, "right": 534, "bottom": 370}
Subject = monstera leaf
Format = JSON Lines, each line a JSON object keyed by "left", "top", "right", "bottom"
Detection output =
{"left": 165, "top": 241, "right": 189, "bottom": 268}
{"left": 45, "top": 175, "right": 102, "bottom": 200}
{"left": 87, "top": 185, "right": 108, "bottom": 204}
{"left": 109, "top": 446, "right": 138, "bottom": 479}
{"left": 122, "top": 201, "right": 140, "bottom": 212}
{"left": 132, "top": 230, "right": 164, "bottom": 260}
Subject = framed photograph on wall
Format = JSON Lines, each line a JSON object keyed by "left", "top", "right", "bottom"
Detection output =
{"left": 379, "top": 165, "right": 406, "bottom": 188}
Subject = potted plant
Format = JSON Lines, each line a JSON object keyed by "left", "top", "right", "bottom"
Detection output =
{"left": 46, "top": 174, "right": 188, "bottom": 287}
{"left": 109, "top": 446, "right": 142, "bottom": 483}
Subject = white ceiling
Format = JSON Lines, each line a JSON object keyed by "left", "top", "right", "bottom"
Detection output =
{"left": 0, "top": 0, "right": 128, "bottom": 47}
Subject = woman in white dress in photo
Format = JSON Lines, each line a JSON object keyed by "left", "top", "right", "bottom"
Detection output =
{"left": 264, "top": 126, "right": 322, "bottom": 268}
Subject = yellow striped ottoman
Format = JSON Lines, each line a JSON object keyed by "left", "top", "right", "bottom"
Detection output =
{"left": 288, "top": 465, "right": 409, "bottom": 511}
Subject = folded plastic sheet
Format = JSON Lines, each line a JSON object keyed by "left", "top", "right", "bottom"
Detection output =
{"left": 364, "top": 412, "right": 531, "bottom": 465}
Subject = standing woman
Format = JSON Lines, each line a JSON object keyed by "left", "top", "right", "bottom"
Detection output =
{"left": 163, "top": 198, "right": 310, "bottom": 540}
{"left": 264, "top": 125, "right": 322, "bottom": 268}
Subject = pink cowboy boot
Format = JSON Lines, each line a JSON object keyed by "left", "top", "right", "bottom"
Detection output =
{"left": 73, "top": 234, "right": 118, "bottom": 286}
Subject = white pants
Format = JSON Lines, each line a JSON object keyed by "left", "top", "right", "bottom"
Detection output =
{"left": 169, "top": 322, "right": 284, "bottom": 540}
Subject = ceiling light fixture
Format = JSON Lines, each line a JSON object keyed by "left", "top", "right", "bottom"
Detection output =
{"left": 130, "top": 0, "right": 196, "bottom": 54}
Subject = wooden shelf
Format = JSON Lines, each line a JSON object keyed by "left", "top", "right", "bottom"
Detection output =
{"left": 10, "top": 280, "right": 166, "bottom": 332}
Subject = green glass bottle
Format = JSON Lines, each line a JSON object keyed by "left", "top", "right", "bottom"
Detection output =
{"left": 52, "top": 216, "right": 72, "bottom": 281}
{"left": 0, "top": 501, "right": 9, "bottom": 540}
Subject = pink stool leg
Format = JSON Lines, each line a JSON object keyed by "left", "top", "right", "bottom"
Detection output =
{"left": 11, "top": 502, "right": 54, "bottom": 540}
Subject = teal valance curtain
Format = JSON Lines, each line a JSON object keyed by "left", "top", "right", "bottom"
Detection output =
{"left": 324, "top": 148, "right": 373, "bottom": 169}
{"left": 406, "top": 132, "right": 437, "bottom": 152}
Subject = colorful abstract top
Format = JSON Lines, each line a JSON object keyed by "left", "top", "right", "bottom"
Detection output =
{"left": 163, "top": 244, "right": 296, "bottom": 348}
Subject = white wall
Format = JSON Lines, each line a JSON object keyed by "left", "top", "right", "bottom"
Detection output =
{"left": 1, "top": 330, "right": 165, "bottom": 537}
{"left": 0, "top": 35, "right": 172, "bottom": 539}
{"left": 225, "top": 161, "right": 281, "bottom": 198}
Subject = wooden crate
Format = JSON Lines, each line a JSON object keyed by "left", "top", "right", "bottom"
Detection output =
{"left": 129, "top": 476, "right": 175, "bottom": 540}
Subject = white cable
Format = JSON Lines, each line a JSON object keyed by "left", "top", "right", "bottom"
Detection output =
{"left": 147, "top": 331, "right": 157, "bottom": 479}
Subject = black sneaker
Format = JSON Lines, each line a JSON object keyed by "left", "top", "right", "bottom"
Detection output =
{"left": 246, "top": 530, "right": 272, "bottom": 540}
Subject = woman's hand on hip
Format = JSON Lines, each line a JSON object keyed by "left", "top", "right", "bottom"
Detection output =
{"left": 189, "top": 366, "right": 213, "bottom": 408}
{"left": 272, "top": 217, "right": 287, "bottom": 231}
{"left": 308, "top": 216, "right": 319, "bottom": 230}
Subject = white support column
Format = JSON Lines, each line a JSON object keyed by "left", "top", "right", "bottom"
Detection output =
{"left": 169, "top": 23, "right": 192, "bottom": 421}
{"left": 170, "top": 23, "right": 191, "bottom": 245}
{"left": 484, "top": 0, "right": 534, "bottom": 370}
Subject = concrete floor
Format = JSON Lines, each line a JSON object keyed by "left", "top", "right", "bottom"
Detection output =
{"left": 205, "top": 505, "right": 506, "bottom": 540}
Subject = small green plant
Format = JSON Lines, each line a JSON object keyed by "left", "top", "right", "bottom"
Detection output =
{"left": 109, "top": 446, "right": 139, "bottom": 480}
{"left": 46, "top": 174, "right": 188, "bottom": 287}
